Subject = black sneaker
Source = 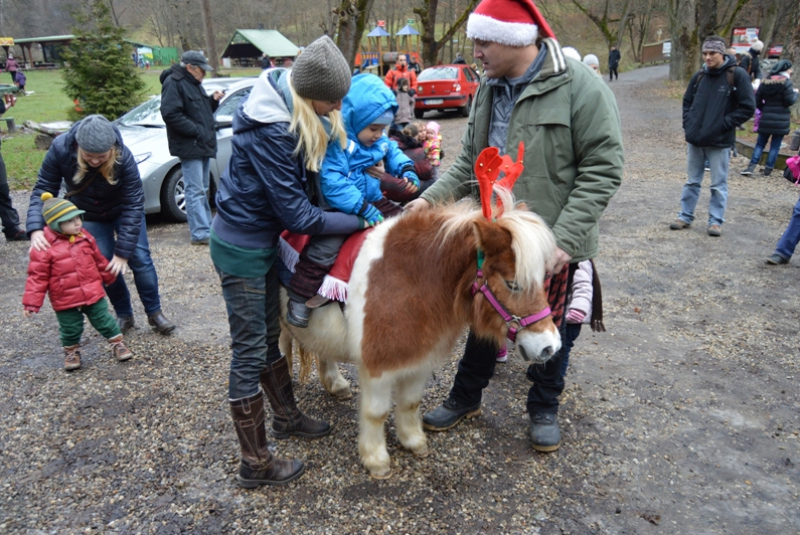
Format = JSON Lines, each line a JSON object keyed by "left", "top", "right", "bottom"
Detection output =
{"left": 529, "top": 412, "right": 561, "bottom": 452}
{"left": 5, "top": 229, "right": 29, "bottom": 241}
{"left": 422, "top": 398, "right": 481, "bottom": 431}
{"left": 286, "top": 299, "right": 310, "bottom": 328}
{"left": 766, "top": 254, "right": 789, "bottom": 265}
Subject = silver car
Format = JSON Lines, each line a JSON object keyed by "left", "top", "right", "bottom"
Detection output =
{"left": 116, "top": 69, "right": 285, "bottom": 221}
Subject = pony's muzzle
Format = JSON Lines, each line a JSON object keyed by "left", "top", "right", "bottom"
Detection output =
{"left": 516, "top": 328, "right": 561, "bottom": 363}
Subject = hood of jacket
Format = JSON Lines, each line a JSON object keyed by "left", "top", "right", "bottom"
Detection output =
{"left": 159, "top": 64, "right": 200, "bottom": 86}
{"left": 232, "top": 69, "right": 293, "bottom": 136}
{"left": 342, "top": 74, "right": 398, "bottom": 140}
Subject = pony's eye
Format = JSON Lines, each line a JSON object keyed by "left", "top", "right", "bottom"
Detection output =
{"left": 505, "top": 280, "right": 521, "bottom": 292}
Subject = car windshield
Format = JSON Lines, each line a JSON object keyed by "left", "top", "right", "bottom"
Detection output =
{"left": 418, "top": 67, "right": 458, "bottom": 81}
{"left": 119, "top": 96, "right": 164, "bottom": 127}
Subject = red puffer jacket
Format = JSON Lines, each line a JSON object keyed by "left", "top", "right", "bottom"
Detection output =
{"left": 23, "top": 227, "right": 116, "bottom": 312}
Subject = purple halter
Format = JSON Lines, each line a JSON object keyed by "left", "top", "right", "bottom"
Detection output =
{"left": 471, "top": 269, "right": 552, "bottom": 343}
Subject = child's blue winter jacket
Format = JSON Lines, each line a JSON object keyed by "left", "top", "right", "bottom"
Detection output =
{"left": 320, "top": 74, "right": 415, "bottom": 215}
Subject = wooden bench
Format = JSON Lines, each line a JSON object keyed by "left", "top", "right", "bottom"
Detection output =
{"left": 3, "top": 117, "right": 15, "bottom": 133}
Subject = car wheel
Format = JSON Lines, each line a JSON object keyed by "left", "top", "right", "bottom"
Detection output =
{"left": 460, "top": 96, "right": 473, "bottom": 117}
{"left": 160, "top": 167, "right": 188, "bottom": 222}
{"left": 414, "top": 108, "right": 425, "bottom": 119}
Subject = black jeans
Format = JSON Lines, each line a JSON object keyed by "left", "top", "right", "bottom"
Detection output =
{"left": 609, "top": 67, "right": 618, "bottom": 80}
{"left": 0, "top": 149, "right": 22, "bottom": 237}
{"left": 449, "top": 300, "right": 570, "bottom": 416}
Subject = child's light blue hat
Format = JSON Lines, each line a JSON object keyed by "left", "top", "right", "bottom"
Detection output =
{"left": 372, "top": 110, "right": 395, "bottom": 125}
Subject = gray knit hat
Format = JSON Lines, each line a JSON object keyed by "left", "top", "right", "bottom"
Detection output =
{"left": 291, "top": 36, "right": 351, "bottom": 102}
{"left": 75, "top": 115, "right": 116, "bottom": 153}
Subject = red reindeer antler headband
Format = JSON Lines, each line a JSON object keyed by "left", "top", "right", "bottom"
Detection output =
{"left": 474, "top": 142, "right": 525, "bottom": 220}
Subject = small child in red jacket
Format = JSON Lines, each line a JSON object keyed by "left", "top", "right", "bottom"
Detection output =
{"left": 23, "top": 193, "right": 133, "bottom": 371}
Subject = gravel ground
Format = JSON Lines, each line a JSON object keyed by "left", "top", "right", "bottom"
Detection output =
{"left": 2, "top": 64, "right": 799, "bottom": 535}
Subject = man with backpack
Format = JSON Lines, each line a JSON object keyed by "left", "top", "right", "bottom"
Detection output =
{"left": 738, "top": 39, "right": 763, "bottom": 82}
{"left": 669, "top": 36, "right": 755, "bottom": 237}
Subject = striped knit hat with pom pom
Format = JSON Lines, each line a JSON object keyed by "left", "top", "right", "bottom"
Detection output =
{"left": 41, "top": 192, "right": 85, "bottom": 232}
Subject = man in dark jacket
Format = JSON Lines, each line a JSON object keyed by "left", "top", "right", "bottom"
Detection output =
{"left": 669, "top": 36, "right": 755, "bottom": 237}
{"left": 608, "top": 46, "right": 620, "bottom": 81}
{"left": 160, "top": 51, "right": 224, "bottom": 245}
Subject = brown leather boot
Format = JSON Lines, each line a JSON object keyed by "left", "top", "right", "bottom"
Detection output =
{"left": 64, "top": 345, "right": 81, "bottom": 371}
{"left": 261, "top": 356, "right": 332, "bottom": 439}
{"left": 230, "top": 391, "right": 305, "bottom": 488}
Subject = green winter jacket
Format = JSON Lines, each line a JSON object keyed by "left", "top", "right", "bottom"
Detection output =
{"left": 421, "top": 39, "right": 624, "bottom": 262}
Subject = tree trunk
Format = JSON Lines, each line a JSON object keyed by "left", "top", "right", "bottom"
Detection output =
{"left": 669, "top": 0, "right": 700, "bottom": 82}
{"left": 758, "top": 0, "right": 781, "bottom": 51}
{"left": 336, "top": 0, "right": 375, "bottom": 70}
{"left": 199, "top": 0, "right": 219, "bottom": 76}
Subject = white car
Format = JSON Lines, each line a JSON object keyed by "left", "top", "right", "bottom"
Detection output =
{"left": 116, "top": 69, "right": 285, "bottom": 221}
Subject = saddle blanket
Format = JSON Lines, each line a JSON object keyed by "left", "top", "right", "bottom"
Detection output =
{"left": 279, "top": 229, "right": 373, "bottom": 303}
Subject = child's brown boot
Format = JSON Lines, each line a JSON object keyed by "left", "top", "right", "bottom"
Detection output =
{"left": 109, "top": 335, "right": 133, "bottom": 362}
{"left": 64, "top": 345, "right": 81, "bottom": 371}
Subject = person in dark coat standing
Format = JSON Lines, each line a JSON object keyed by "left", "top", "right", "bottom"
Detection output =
{"left": 160, "top": 51, "right": 224, "bottom": 245}
{"left": 669, "top": 37, "right": 755, "bottom": 237}
{"left": 738, "top": 39, "right": 763, "bottom": 81}
{"left": 740, "top": 60, "right": 797, "bottom": 176}
{"left": 27, "top": 115, "right": 176, "bottom": 335}
{"left": 0, "top": 95, "right": 27, "bottom": 242}
{"left": 261, "top": 53, "right": 271, "bottom": 70}
{"left": 607, "top": 46, "right": 620, "bottom": 81}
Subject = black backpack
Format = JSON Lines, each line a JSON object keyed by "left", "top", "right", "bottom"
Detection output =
{"left": 692, "top": 66, "right": 737, "bottom": 96}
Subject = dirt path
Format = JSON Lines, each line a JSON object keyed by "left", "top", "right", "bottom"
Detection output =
{"left": 1, "top": 65, "right": 799, "bottom": 534}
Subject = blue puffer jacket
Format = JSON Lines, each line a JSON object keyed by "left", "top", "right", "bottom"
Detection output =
{"left": 320, "top": 74, "right": 414, "bottom": 214}
{"left": 212, "top": 70, "right": 360, "bottom": 249}
{"left": 27, "top": 120, "right": 145, "bottom": 260}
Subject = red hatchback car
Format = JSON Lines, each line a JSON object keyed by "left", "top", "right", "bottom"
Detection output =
{"left": 414, "top": 64, "right": 481, "bottom": 119}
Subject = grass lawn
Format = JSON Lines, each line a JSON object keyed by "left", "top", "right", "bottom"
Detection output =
{"left": 2, "top": 67, "right": 261, "bottom": 190}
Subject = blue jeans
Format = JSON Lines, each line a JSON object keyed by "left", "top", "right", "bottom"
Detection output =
{"left": 215, "top": 265, "right": 282, "bottom": 399}
{"left": 750, "top": 133, "right": 785, "bottom": 170}
{"left": 180, "top": 158, "right": 212, "bottom": 242}
{"left": 82, "top": 214, "right": 162, "bottom": 317}
{"left": 775, "top": 194, "right": 800, "bottom": 261}
{"left": 678, "top": 144, "right": 730, "bottom": 226}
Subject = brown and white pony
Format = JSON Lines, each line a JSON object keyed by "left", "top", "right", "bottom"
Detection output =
{"left": 280, "top": 188, "right": 560, "bottom": 479}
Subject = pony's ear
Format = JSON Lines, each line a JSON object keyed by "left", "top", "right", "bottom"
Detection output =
{"left": 473, "top": 219, "right": 512, "bottom": 257}
{"left": 515, "top": 201, "right": 528, "bottom": 212}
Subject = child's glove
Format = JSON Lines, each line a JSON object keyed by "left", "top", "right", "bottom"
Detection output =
{"left": 408, "top": 88, "right": 416, "bottom": 97}
{"left": 403, "top": 170, "right": 420, "bottom": 189}
{"left": 565, "top": 309, "right": 585, "bottom": 324}
{"left": 359, "top": 204, "right": 384, "bottom": 226}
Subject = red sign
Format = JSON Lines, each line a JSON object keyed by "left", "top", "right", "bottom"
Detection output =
{"left": 767, "top": 45, "right": 783, "bottom": 58}
{"left": 730, "top": 27, "right": 759, "bottom": 54}
{"left": 377, "top": 20, "right": 386, "bottom": 27}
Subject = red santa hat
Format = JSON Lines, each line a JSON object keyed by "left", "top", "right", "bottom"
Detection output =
{"left": 467, "top": 0, "right": 555, "bottom": 47}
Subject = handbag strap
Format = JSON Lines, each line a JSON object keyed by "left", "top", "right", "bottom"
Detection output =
{"left": 64, "top": 171, "right": 98, "bottom": 199}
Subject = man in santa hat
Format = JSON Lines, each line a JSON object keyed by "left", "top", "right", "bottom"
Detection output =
{"left": 406, "top": 0, "right": 623, "bottom": 453}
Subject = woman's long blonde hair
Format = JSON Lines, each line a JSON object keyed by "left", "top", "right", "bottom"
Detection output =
{"left": 287, "top": 80, "right": 347, "bottom": 172}
{"left": 74, "top": 147, "right": 121, "bottom": 185}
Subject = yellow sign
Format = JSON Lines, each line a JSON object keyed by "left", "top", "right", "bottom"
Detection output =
{"left": 0, "top": 38, "right": 14, "bottom": 46}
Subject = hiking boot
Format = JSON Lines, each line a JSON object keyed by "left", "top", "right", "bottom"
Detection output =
{"left": 64, "top": 345, "right": 81, "bottom": 371}
{"left": 669, "top": 219, "right": 690, "bottom": 230}
{"left": 496, "top": 346, "right": 508, "bottom": 363}
{"left": 740, "top": 163, "right": 756, "bottom": 176}
{"left": 230, "top": 391, "right": 305, "bottom": 488}
{"left": 261, "top": 356, "right": 331, "bottom": 439}
{"left": 117, "top": 315, "right": 135, "bottom": 334}
{"left": 190, "top": 238, "right": 209, "bottom": 246}
{"left": 147, "top": 311, "right": 176, "bottom": 334}
{"left": 422, "top": 398, "right": 481, "bottom": 431}
{"left": 766, "top": 253, "right": 789, "bottom": 265}
{"left": 707, "top": 224, "right": 722, "bottom": 237}
{"left": 5, "top": 229, "right": 29, "bottom": 241}
{"left": 109, "top": 335, "right": 133, "bottom": 362}
{"left": 764, "top": 167, "right": 773, "bottom": 177}
{"left": 286, "top": 299, "right": 310, "bottom": 328}
{"left": 529, "top": 412, "right": 561, "bottom": 452}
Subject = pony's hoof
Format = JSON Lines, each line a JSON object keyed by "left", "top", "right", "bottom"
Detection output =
{"left": 412, "top": 444, "right": 430, "bottom": 458}
{"left": 331, "top": 385, "right": 353, "bottom": 400}
{"left": 368, "top": 467, "right": 392, "bottom": 480}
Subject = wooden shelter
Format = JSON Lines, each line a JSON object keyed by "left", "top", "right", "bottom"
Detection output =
{"left": 221, "top": 29, "right": 299, "bottom": 67}
{"left": 366, "top": 26, "right": 391, "bottom": 76}
{"left": 395, "top": 24, "right": 420, "bottom": 56}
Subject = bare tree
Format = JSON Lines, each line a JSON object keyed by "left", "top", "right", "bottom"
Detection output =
{"left": 335, "top": 0, "right": 376, "bottom": 69}
{"left": 414, "top": 0, "right": 478, "bottom": 67}
{"left": 568, "top": 0, "right": 635, "bottom": 49}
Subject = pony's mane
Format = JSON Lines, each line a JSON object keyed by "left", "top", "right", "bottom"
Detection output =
{"left": 434, "top": 187, "right": 556, "bottom": 291}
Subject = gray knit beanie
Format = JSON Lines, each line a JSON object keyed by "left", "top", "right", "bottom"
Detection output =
{"left": 291, "top": 36, "right": 351, "bottom": 102}
{"left": 75, "top": 115, "right": 116, "bottom": 153}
